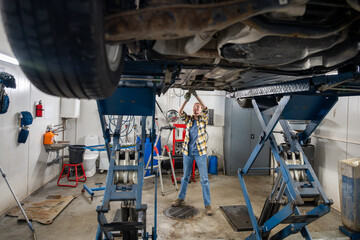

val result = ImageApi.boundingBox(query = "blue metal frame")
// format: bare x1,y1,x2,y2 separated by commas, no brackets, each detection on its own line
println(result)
83,185,106,199
238,94,337,240
339,226,360,239
82,145,137,199
95,86,158,240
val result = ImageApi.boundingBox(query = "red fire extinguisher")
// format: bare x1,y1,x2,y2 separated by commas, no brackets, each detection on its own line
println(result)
36,100,44,117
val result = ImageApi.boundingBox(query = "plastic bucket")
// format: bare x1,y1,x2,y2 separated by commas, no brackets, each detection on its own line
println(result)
69,145,86,164
208,155,218,175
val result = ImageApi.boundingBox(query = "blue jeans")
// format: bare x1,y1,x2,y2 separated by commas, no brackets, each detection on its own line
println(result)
178,147,211,206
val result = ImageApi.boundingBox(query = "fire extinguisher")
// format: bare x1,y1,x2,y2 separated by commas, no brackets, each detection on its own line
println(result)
36,100,44,117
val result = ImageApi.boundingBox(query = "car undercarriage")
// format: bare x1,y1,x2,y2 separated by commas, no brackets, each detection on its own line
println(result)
1,1,360,239
1,0,359,98
119,0,360,93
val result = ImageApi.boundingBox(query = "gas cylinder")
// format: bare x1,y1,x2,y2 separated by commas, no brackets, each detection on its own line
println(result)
43,131,55,145
208,150,218,175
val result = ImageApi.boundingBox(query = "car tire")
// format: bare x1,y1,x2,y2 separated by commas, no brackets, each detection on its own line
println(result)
237,98,253,108
1,0,124,99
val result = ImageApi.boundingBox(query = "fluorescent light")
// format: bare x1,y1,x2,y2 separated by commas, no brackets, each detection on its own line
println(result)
0,53,19,65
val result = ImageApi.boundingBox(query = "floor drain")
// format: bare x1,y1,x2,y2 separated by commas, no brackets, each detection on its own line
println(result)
164,205,199,219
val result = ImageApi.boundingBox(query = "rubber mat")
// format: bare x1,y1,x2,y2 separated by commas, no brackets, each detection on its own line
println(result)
6,195,76,224
219,205,254,231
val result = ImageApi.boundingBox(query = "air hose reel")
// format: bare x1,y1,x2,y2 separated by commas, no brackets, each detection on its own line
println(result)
0,72,16,114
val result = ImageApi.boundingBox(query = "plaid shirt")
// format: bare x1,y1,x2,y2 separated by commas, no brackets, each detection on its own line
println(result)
181,107,209,156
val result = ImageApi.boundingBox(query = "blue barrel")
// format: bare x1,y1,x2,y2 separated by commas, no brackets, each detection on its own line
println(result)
137,136,161,177
208,155,218,175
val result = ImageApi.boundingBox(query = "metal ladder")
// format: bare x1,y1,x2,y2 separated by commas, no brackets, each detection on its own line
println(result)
144,126,179,195
238,95,338,240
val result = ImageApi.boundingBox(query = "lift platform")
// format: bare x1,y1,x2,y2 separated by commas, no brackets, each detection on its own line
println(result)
233,69,360,240
95,86,158,240
92,61,181,240
238,94,338,239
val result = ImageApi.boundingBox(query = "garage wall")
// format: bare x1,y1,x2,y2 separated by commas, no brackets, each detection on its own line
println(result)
0,15,14,58
0,62,62,215
75,90,226,169
312,96,360,211
70,100,104,146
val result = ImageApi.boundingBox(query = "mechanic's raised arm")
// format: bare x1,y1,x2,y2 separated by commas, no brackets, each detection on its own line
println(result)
179,91,191,114
190,90,208,123
178,100,188,115
179,91,191,123
191,90,207,109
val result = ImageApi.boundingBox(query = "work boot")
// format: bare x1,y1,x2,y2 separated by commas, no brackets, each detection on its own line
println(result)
171,198,185,207
205,205,214,216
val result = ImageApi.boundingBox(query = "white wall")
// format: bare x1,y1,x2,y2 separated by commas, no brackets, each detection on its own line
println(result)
70,100,103,146
312,96,360,211
75,90,226,168
0,17,14,58
0,62,62,215
0,11,64,215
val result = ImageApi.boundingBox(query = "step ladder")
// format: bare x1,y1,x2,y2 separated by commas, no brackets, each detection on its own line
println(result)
144,126,178,195
238,95,337,240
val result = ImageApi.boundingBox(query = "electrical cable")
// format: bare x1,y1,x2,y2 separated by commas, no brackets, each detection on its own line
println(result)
172,88,185,97
107,115,136,142
120,116,135,137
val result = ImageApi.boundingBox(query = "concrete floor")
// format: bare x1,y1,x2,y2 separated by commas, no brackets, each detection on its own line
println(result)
0,172,347,240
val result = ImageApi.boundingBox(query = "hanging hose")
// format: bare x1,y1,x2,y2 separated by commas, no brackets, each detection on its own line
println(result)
107,115,136,139
0,72,16,115
0,93,9,114
18,111,33,144
172,88,185,97
0,72,16,88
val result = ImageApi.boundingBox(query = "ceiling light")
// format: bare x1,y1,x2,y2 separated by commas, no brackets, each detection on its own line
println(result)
0,53,19,65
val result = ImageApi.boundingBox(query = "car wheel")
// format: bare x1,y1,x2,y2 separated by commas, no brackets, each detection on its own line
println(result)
237,98,253,108
1,0,125,99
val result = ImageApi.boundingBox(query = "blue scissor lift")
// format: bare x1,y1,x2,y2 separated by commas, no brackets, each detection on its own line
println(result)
236,71,360,239
95,87,155,240
94,62,181,240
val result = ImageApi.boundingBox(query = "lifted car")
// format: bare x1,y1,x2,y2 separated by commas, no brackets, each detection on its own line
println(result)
1,0,359,99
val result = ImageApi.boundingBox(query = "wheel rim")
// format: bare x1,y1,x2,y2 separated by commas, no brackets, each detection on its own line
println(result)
106,44,122,72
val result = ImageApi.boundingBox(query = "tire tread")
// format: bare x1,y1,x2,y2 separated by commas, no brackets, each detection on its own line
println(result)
1,0,124,99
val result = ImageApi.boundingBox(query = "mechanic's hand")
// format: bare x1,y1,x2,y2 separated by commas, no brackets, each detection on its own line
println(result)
189,89,197,97
184,91,191,102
